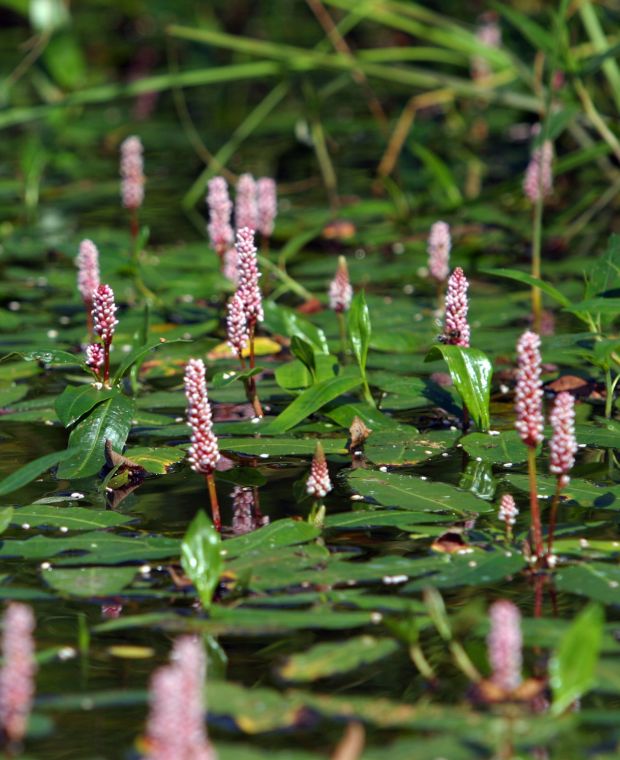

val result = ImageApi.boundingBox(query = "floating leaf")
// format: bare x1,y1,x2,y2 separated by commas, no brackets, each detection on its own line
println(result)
181,511,222,609
279,635,399,682
121,446,185,474
44,566,136,597
555,563,620,603
461,431,530,463
55,384,118,427
0,447,81,496
12,505,133,531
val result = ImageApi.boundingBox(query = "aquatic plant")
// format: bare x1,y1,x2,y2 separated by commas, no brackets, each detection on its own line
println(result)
207,176,234,259
329,255,353,356
120,135,145,239
306,441,331,528
498,494,518,542
256,177,277,246
487,600,522,693
514,330,545,561
427,221,451,285
235,173,257,231
547,392,577,554
184,358,221,530
92,283,119,386
76,239,100,334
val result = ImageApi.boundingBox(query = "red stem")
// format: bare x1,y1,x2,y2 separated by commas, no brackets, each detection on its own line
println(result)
205,471,221,532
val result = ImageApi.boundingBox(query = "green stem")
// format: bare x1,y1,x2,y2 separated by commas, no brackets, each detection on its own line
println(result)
337,311,347,360
604,370,620,419
527,446,544,561
361,374,376,408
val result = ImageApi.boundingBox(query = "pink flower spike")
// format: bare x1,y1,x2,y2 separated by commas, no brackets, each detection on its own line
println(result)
144,636,216,760
76,239,100,304
0,603,37,744
207,176,234,255
235,173,257,231
428,221,451,282
487,600,522,693
515,330,544,448
306,442,332,498
184,358,220,474
523,135,553,204
227,292,249,358
498,494,518,527
85,343,104,374
256,177,277,237
471,13,501,80
236,227,263,324
120,135,145,210
549,392,577,487
443,267,470,346
92,284,119,345
329,256,353,313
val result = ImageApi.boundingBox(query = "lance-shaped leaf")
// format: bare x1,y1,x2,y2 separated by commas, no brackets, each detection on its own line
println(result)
425,345,492,432
181,511,223,609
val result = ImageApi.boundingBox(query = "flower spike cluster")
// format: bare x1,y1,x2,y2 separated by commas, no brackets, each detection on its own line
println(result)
549,392,577,487
256,177,277,238
236,173,258,231
498,493,518,527
76,239,100,304
329,256,353,313
120,135,145,210
428,221,451,283
514,331,544,448
184,358,220,475
487,600,522,693
523,137,553,204
92,284,119,344
144,636,216,760
236,227,264,324
226,292,249,358
0,603,37,744
207,176,234,255
306,442,332,498
443,267,470,346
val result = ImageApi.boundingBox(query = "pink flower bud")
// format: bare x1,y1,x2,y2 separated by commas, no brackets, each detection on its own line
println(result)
0,603,37,744
549,392,577,487
498,493,518,526
227,292,249,357
428,221,451,282
207,176,234,254
236,227,263,324
329,256,353,313
442,267,470,346
92,284,119,345
306,442,332,498
235,173,257,231
184,359,220,474
85,343,104,373
487,600,522,692
76,239,100,304
523,133,553,203
256,177,277,237
120,135,145,210
515,330,544,448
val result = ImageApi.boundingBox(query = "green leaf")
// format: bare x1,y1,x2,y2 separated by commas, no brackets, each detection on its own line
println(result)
555,563,620,603
425,345,492,431
550,602,604,715
461,431,530,463
278,635,399,682
346,468,494,515
585,233,620,299
263,301,329,354
265,371,361,434
0,508,14,534
211,367,262,389
494,3,555,55
55,384,118,427
224,519,320,558
17,349,81,366
481,268,571,308
0,447,81,496
181,511,223,609
44,566,136,597
57,394,135,479
348,291,372,403
220,438,347,457
290,335,317,380
12,504,132,531
121,446,185,474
